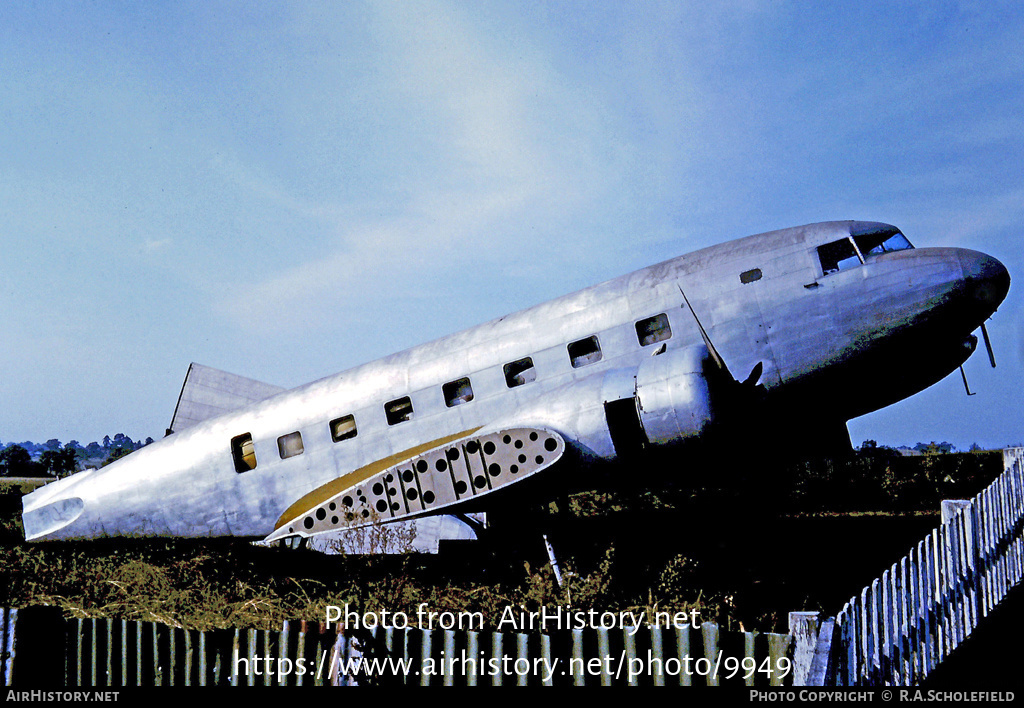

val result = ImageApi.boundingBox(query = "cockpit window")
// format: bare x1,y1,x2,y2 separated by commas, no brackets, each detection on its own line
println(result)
818,238,861,276
852,226,913,257
818,227,914,276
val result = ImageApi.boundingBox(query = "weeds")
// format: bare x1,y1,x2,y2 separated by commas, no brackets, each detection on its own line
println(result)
1,451,1000,633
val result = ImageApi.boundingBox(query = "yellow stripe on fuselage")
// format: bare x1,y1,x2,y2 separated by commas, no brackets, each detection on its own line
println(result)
274,427,482,530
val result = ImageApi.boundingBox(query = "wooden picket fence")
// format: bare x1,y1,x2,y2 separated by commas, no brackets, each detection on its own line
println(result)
1,608,794,686
826,447,1024,685
6,447,1024,687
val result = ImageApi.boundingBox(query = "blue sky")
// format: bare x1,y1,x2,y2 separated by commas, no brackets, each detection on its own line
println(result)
1,1,1021,450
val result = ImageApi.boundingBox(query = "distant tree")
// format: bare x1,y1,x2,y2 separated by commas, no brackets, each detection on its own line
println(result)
101,447,133,467
855,439,899,466
111,433,136,451
16,441,41,455
0,445,41,477
102,435,111,449
42,438,61,451
144,437,154,446
39,447,78,478
85,441,103,456
914,441,956,454
68,442,89,465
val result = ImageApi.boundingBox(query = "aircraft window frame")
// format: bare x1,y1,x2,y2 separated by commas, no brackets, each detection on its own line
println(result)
330,414,357,443
853,229,913,257
635,313,672,347
740,268,763,284
231,433,257,473
277,431,304,459
504,357,537,388
443,377,474,407
817,237,863,276
568,335,603,368
385,396,414,425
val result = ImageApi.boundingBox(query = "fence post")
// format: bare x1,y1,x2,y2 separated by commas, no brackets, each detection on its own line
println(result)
788,611,819,686
5,607,66,687
1,608,15,687
701,622,720,687
808,616,837,686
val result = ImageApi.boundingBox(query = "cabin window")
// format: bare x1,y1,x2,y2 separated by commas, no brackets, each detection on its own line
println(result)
504,357,537,388
330,414,357,442
385,396,414,425
568,335,603,368
740,268,763,284
278,431,304,459
818,238,861,276
443,377,474,407
852,226,913,257
635,313,672,347
231,433,257,473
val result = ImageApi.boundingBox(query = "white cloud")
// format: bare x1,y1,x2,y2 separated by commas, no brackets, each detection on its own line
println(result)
211,1,617,341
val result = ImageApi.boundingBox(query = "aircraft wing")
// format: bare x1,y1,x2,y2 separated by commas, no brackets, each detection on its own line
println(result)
265,426,566,544
168,363,287,434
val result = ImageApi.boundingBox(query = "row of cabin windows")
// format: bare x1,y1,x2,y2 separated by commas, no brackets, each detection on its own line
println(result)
230,312,673,473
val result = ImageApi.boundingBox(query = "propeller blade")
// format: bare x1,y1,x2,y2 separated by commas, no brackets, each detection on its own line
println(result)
742,361,764,387
678,286,732,378
679,285,765,393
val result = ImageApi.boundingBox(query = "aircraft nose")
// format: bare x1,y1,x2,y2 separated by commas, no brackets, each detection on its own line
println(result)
22,495,86,541
959,250,1010,312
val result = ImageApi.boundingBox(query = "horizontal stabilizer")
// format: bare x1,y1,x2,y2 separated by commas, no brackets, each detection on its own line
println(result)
266,427,566,544
168,363,287,434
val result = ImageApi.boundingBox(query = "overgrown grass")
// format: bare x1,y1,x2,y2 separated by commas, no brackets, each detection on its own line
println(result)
0,450,1005,633
0,534,720,632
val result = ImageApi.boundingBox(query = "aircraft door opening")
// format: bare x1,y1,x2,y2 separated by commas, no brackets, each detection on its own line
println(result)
604,398,645,458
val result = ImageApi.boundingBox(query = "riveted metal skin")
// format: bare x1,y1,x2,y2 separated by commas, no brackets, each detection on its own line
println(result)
20,221,1010,544
635,345,714,445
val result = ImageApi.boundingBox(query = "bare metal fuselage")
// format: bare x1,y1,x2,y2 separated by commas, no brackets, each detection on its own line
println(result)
21,221,1009,543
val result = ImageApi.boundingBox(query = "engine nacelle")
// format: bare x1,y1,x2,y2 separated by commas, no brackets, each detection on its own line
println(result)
635,345,715,445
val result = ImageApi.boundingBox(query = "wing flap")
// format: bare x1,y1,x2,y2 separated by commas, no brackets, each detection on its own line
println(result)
265,427,565,543
168,363,287,434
